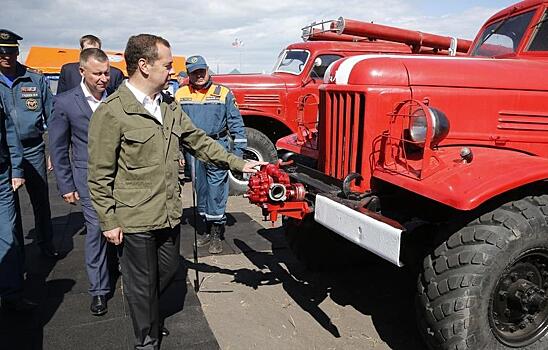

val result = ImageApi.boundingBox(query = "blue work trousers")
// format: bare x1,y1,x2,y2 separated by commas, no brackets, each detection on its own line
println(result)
186,138,229,225
0,164,24,299
15,138,54,247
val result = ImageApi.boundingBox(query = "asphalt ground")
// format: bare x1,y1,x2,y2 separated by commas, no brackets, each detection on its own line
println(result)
0,172,427,349
0,175,218,350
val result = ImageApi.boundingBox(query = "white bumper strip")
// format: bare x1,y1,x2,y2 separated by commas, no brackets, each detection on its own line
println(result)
314,194,403,266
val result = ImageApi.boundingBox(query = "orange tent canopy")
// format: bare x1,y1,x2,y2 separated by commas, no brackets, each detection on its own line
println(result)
25,46,186,76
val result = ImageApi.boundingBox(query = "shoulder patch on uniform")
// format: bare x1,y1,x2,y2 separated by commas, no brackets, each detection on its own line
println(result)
212,84,222,97
211,84,231,102
25,66,43,75
213,83,229,90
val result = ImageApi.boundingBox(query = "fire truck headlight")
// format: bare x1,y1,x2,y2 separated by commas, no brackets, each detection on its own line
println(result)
409,107,449,146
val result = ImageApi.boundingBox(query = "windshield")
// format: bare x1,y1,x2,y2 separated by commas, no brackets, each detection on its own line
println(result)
272,49,310,75
471,10,535,57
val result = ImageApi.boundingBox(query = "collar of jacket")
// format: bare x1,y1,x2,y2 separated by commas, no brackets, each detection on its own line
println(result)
0,62,31,86
117,83,178,116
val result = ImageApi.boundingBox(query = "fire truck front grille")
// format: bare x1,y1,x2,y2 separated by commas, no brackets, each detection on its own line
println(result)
319,90,366,179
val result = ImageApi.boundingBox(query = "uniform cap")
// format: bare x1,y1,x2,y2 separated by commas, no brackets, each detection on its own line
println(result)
185,55,208,73
177,71,188,78
0,29,22,54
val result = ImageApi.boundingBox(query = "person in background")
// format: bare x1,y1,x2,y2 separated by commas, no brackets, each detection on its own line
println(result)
57,34,124,95
176,70,187,89
87,34,263,349
0,29,59,259
175,55,247,254
49,48,114,316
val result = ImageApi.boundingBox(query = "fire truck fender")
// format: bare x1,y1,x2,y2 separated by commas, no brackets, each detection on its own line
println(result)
373,147,548,211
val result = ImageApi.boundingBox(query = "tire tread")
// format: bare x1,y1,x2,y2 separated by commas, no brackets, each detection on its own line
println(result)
417,194,548,350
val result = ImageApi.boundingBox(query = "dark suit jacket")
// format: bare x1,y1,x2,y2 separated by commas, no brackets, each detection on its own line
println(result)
49,85,98,196
57,62,124,95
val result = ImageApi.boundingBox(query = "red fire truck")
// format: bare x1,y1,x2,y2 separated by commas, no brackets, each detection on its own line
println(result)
214,23,471,194
247,1,548,349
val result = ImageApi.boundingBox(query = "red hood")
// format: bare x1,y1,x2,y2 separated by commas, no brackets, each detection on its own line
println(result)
329,55,548,90
213,73,288,90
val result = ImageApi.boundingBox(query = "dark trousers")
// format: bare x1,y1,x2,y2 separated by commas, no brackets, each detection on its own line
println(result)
122,226,180,350
15,139,54,247
81,194,110,296
74,168,110,297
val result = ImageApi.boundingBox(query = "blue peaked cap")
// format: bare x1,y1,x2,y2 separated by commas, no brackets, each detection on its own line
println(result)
185,55,208,73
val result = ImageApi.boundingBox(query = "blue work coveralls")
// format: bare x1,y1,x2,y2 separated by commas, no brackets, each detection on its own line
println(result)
0,63,54,248
0,103,25,300
175,83,247,225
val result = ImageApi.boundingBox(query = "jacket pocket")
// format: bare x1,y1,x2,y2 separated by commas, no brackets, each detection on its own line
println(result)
113,188,153,207
123,128,159,168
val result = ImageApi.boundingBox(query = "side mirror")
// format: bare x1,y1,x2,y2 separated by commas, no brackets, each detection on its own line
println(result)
314,57,322,67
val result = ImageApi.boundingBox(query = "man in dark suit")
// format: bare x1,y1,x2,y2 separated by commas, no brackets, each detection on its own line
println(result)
57,35,124,95
49,48,113,316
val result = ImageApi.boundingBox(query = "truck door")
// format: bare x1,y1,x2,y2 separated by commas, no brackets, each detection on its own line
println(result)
288,54,343,130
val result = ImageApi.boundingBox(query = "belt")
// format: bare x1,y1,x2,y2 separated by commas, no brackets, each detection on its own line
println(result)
21,137,43,148
208,128,228,140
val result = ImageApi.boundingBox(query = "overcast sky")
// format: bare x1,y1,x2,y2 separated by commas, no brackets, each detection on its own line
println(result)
2,0,516,74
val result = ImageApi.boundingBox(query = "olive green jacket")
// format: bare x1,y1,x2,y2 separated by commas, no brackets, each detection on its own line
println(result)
88,84,246,233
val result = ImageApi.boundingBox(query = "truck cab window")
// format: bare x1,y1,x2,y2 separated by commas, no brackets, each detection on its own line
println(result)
273,49,310,75
310,55,342,79
471,10,535,57
527,10,548,51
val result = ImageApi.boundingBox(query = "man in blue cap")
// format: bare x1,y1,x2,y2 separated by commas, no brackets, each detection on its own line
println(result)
175,55,247,254
0,29,59,259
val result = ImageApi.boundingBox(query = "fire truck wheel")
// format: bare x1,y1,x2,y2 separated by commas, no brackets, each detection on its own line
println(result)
417,194,548,350
284,215,378,271
229,127,277,196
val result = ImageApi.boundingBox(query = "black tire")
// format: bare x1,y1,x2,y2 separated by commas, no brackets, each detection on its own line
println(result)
284,215,381,271
417,194,548,350
229,127,277,196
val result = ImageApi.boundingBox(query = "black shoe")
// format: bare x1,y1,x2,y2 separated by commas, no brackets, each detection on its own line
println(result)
39,243,60,259
208,224,224,254
1,297,38,313
196,233,211,247
161,326,170,337
90,295,108,316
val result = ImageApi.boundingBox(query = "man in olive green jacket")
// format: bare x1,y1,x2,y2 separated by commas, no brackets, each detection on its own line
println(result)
87,34,263,350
